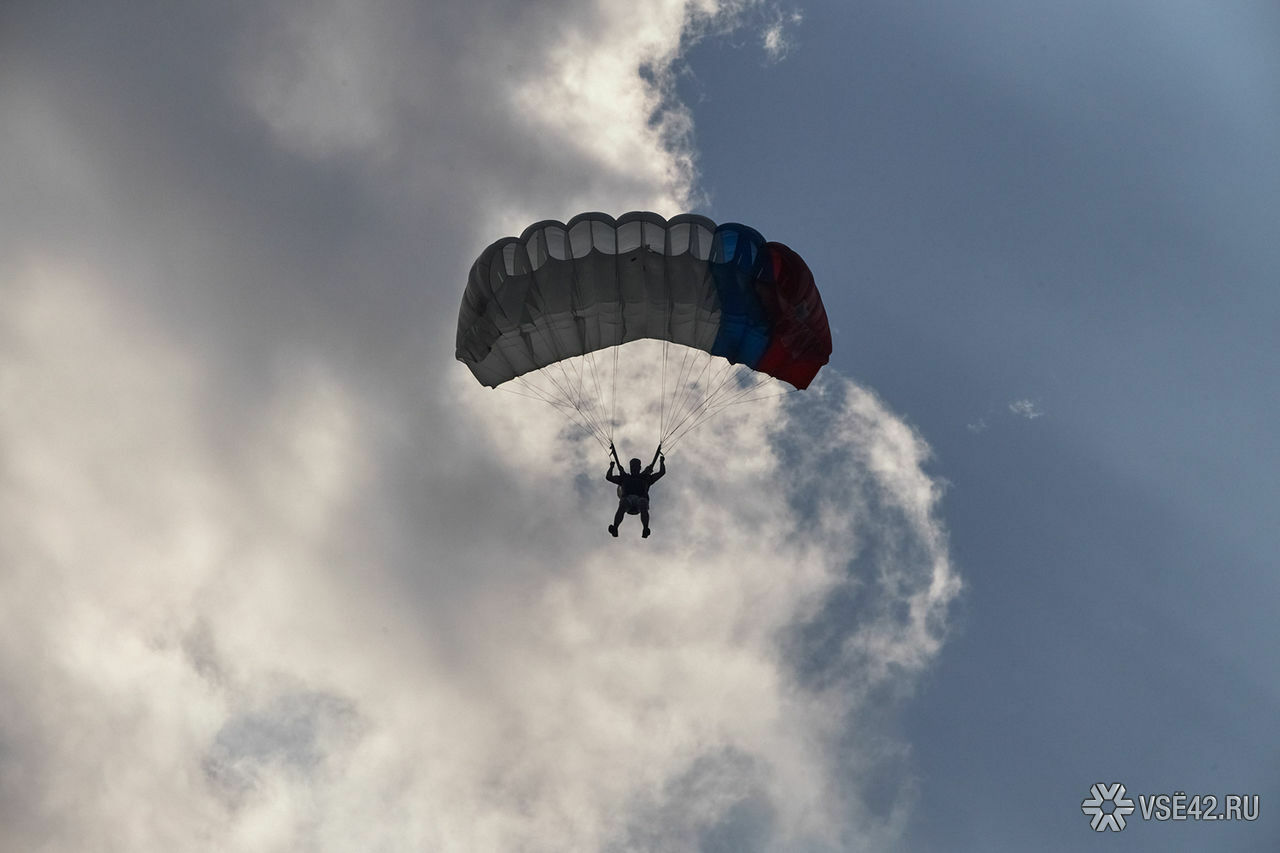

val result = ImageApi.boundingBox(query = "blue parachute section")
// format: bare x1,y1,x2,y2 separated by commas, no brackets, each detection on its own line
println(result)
708,223,770,368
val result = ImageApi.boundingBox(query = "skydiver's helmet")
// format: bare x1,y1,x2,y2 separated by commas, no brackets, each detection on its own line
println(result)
630,458,642,474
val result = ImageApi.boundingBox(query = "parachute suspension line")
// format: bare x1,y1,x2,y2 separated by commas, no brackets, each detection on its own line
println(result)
521,278,604,438
601,355,624,447
660,346,702,446
490,302,789,460
482,333,572,420
670,347,711,439
506,377,610,450
661,356,745,447
700,363,756,410
479,322,607,450
527,373,609,448
665,390,784,452
666,341,691,419
504,385,610,450
550,355,607,445
551,350,597,434
584,348,611,443
577,348,604,440
526,351,577,418
610,342,619,441
475,290,604,445
523,317,611,447
660,338,670,438
565,343,588,406
691,366,773,429
562,251,610,443
533,301,590,418
575,350,610,443
694,349,726,408
661,343,699,442
512,371,560,403
480,286,598,440
503,381,560,406
684,348,712,429
660,348,725,446
509,376,582,417
665,386,797,454
669,343,695,445
701,369,776,420
659,338,669,443
520,316,610,448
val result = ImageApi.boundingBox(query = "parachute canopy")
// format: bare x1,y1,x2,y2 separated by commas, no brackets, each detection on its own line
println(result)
456,211,831,451
457,211,830,389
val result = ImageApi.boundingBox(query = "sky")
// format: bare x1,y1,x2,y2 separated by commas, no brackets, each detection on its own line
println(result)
0,1,1275,851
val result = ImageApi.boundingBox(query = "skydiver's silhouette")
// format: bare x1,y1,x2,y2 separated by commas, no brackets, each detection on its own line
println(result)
606,444,665,538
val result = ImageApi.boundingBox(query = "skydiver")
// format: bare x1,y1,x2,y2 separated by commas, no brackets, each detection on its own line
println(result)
605,443,665,538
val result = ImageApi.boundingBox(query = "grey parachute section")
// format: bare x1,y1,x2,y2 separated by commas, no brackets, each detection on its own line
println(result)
456,211,721,388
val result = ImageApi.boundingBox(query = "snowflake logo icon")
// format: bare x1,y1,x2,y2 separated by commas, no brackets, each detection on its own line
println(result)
1082,782,1136,831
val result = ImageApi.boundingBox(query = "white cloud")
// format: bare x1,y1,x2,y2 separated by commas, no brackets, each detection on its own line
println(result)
762,10,804,62
1,2,957,850
1008,398,1045,419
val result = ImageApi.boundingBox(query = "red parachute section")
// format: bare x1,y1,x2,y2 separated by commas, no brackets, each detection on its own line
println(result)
754,243,832,390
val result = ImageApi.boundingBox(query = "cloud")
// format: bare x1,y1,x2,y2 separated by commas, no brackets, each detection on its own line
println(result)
1008,399,1045,419
1,2,957,850
761,10,804,62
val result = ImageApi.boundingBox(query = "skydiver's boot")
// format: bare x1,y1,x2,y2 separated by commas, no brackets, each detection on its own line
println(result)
608,524,618,537
642,527,651,538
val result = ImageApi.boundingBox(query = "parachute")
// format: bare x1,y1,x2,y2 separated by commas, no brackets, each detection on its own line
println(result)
456,211,831,452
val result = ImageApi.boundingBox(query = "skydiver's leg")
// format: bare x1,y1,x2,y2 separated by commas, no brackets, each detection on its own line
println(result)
640,508,650,538
610,504,625,536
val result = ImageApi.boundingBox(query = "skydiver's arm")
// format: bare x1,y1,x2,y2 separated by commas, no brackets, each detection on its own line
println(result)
643,444,662,475
650,456,666,483
606,462,622,484
648,445,663,470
